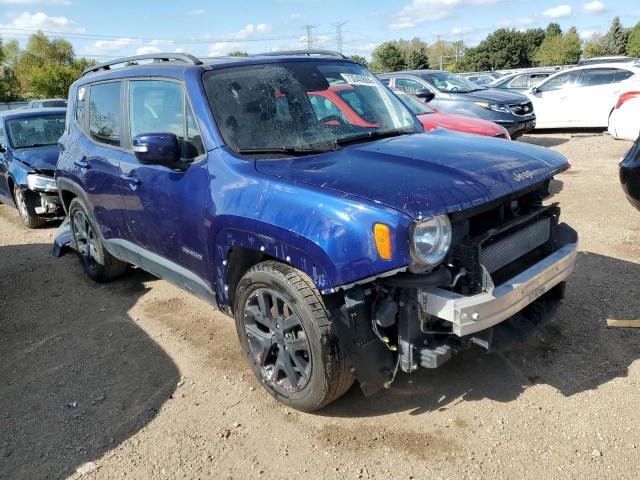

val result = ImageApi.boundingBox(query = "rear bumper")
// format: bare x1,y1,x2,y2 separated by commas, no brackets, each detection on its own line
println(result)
418,240,578,336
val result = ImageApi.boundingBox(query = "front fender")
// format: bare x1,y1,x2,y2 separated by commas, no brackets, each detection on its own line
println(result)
8,159,31,188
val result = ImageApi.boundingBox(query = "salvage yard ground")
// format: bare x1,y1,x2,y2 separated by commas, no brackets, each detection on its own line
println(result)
1,132,639,480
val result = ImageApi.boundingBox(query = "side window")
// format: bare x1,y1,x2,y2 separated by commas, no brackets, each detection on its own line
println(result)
613,69,634,83
395,78,425,94
579,68,618,87
528,74,549,87
508,75,529,88
76,85,87,132
538,71,581,92
89,82,122,146
129,80,204,160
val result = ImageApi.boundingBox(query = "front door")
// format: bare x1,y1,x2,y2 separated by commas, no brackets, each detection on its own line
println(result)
119,79,210,280
529,70,581,127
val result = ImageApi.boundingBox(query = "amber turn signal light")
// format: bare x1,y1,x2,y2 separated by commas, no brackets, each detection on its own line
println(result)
374,223,392,260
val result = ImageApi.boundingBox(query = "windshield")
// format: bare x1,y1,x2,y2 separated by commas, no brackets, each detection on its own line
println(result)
6,115,65,148
203,60,420,155
395,92,435,115
419,72,485,93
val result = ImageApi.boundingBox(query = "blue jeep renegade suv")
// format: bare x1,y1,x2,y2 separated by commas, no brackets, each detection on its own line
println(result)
54,51,578,411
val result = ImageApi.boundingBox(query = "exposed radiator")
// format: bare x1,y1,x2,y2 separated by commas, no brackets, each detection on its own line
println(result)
480,217,551,273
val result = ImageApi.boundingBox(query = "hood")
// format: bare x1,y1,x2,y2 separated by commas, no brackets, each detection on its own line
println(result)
12,144,59,172
419,112,505,137
254,130,568,219
451,88,530,104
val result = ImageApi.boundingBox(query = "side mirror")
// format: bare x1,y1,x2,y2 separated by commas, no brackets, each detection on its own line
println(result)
530,86,539,95
415,88,435,103
0,144,5,154
132,133,185,169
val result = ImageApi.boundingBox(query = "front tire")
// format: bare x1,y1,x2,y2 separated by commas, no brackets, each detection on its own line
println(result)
13,186,46,229
234,261,354,412
68,198,128,282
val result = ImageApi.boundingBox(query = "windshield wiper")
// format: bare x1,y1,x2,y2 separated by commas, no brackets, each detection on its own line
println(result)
237,146,336,156
335,129,412,147
16,143,54,148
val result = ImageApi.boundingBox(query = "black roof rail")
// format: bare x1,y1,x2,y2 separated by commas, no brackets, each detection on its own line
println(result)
82,53,203,76
253,49,349,59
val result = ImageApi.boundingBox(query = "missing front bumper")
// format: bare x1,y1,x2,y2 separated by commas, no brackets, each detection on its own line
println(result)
418,240,578,337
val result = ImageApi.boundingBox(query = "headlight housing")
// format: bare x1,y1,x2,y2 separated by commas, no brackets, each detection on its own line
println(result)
474,101,511,113
410,214,452,267
26,173,57,192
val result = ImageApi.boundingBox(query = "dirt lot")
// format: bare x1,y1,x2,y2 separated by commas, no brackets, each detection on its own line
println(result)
1,132,639,480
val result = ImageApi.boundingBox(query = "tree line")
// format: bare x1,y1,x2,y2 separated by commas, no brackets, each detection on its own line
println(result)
366,17,640,73
2,19,639,101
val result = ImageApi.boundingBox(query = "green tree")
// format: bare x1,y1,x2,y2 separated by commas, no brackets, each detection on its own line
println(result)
228,50,248,57
627,22,640,57
533,29,581,66
405,41,429,69
456,29,529,71
522,28,546,65
545,23,562,38
583,33,610,58
370,41,407,72
349,55,369,68
427,39,461,69
0,38,21,101
605,17,628,55
10,32,94,99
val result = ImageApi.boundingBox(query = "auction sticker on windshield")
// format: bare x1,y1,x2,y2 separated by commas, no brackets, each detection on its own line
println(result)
341,73,376,86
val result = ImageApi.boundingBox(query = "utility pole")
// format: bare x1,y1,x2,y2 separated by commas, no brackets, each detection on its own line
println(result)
333,21,348,53
302,24,317,51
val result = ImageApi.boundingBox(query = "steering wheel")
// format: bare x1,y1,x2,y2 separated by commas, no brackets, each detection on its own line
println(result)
322,115,345,126
450,86,460,93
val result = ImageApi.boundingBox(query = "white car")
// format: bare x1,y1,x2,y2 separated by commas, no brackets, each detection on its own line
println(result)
608,91,640,141
525,63,640,128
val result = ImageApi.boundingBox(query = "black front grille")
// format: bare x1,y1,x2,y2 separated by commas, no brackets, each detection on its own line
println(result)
509,101,533,116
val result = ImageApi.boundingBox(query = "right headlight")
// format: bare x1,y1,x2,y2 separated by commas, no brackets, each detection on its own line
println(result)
410,214,452,267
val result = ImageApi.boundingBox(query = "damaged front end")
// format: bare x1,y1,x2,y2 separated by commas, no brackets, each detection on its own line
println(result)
329,180,578,396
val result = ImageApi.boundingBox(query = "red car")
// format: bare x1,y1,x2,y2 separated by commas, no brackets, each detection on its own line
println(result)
307,85,510,139
393,89,510,139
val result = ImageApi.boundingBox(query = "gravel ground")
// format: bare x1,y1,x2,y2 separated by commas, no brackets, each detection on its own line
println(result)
1,132,639,480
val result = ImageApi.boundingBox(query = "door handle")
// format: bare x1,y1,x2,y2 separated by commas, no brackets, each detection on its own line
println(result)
74,159,90,169
120,174,141,187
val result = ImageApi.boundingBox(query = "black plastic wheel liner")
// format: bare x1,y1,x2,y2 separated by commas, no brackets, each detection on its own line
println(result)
327,287,395,397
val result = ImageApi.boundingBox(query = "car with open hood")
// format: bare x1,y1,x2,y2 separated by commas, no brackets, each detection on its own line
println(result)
54,51,577,411
0,108,66,228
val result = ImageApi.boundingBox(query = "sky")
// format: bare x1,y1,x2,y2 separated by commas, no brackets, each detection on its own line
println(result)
0,0,638,60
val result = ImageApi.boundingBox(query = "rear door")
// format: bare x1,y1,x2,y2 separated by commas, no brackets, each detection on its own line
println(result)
574,68,635,127
119,78,210,280
75,81,131,242
0,124,11,202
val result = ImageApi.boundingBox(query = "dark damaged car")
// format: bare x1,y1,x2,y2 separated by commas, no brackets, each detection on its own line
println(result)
0,108,66,228
54,51,578,411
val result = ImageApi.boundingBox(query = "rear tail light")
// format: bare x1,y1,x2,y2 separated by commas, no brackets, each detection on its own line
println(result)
615,91,640,110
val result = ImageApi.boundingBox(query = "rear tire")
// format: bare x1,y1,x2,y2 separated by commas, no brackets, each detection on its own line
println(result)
13,186,47,229
234,261,354,412
68,197,128,282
